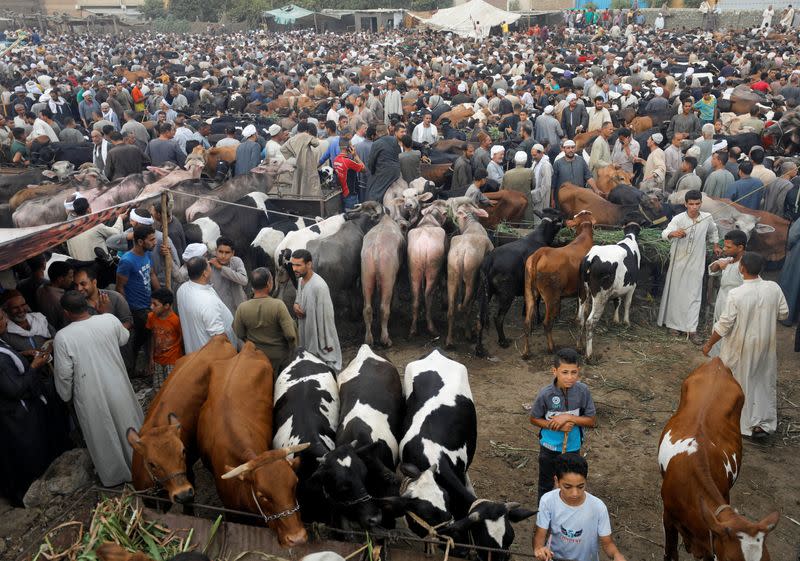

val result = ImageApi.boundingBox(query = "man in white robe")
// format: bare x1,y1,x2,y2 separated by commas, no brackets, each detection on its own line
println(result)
54,291,143,486
703,252,789,438
707,230,747,356
383,80,403,124
658,190,720,343
290,249,342,371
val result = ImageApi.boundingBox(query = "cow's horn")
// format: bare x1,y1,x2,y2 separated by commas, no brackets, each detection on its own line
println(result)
221,462,251,480
281,442,311,455
505,501,521,510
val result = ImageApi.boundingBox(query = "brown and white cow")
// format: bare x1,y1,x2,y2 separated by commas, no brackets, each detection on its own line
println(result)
198,342,308,547
659,358,779,561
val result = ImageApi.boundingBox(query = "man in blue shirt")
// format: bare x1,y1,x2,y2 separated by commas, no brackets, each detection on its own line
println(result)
726,161,764,210
116,224,160,376
318,120,341,166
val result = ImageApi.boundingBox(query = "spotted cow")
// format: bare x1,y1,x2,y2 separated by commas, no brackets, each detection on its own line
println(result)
310,345,405,529
659,358,779,561
273,349,340,522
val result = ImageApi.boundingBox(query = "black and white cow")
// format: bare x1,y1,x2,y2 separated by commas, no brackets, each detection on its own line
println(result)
310,344,405,529
387,349,534,561
272,349,340,521
191,191,271,257
577,222,642,358
248,216,321,271
273,213,347,268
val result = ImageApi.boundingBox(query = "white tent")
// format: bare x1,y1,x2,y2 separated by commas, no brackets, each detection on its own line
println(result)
417,0,521,38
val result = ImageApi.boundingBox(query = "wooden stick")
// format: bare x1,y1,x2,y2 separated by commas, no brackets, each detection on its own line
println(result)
161,191,171,290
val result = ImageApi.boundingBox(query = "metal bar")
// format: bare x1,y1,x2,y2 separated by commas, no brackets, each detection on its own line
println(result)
91,487,541,558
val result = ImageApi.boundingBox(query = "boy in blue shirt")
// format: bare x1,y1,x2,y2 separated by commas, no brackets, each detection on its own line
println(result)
530,348,596,500
534,454,626,561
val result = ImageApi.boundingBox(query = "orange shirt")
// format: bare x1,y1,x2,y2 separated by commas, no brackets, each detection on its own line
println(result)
146,311,183,365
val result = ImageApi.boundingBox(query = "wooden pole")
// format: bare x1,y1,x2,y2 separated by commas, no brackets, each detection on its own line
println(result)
161,191,171,290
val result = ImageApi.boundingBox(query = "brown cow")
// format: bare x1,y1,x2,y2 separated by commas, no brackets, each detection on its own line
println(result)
114,67,150,83
191,145,237,176
595,166,633,195
197,342,307,547
436,104,476,127
574,130,600,153
522,210,595,356
628,116,653,134
558,183,631,226
480,189,528,229
421,162,453,187
727,203,790,262
127,335,236,503
659,358,779,561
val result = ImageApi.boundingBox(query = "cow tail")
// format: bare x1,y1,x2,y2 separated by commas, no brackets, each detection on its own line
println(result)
477,262,490,333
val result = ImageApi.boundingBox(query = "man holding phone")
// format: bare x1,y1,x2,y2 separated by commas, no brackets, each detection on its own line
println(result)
333,134,365,209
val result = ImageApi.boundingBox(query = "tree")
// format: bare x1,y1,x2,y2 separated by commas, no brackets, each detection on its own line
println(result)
169,0,226,21
141,0,166,20
229,0,269,24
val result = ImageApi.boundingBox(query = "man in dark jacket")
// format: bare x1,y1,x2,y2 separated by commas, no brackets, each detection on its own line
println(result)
105,131,149,180
366,123,404,201
561,93,589,139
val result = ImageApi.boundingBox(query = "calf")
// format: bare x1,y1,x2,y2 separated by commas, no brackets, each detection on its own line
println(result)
273,349,340,522
197,342,307,547
476,209,563,357
595,165,633,196
128,336,236,503
577,222,641,359
383,177,434,225
311,345,404,528
559,183,664,226
446,202,494,348
408,200,449,337
522,210,596,356
274,213,346,270
659,358,779,561
361,213,407,347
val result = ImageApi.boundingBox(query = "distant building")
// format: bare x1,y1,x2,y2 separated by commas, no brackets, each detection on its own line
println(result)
39,0,143,18
451,0,573,10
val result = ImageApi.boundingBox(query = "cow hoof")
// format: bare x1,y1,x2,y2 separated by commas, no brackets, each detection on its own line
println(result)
426,326,439,337
498,338,510,348
445,341,455,350
408,329,417,338
475,346,488,358
381,338,393,348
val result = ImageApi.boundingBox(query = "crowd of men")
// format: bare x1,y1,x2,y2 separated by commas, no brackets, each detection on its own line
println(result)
1,12,800,560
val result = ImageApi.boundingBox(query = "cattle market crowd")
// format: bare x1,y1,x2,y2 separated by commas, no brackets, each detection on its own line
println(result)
1,13,799,561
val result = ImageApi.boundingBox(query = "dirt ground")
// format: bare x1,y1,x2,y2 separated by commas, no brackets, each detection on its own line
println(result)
5,278,800,561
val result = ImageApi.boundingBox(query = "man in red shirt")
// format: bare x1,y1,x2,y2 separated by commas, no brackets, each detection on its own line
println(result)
751,72,771,93
333,136,365,209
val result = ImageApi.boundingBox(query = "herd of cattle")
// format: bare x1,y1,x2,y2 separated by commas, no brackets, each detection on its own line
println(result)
125,333,782,561
128,337,535,557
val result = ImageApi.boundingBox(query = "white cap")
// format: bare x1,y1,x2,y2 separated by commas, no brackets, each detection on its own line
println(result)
651,133,663,144
514,151,527,164
268,124,282,136
63,192,87,211
544,105,554,114
532,143,545,152
622,83,633,91
457,82,467,92
182,243,208,261
496,88,506,96
242,124,257,138
490,145,505,156
130,208,154,225
566,93,577,102
654,87,664,96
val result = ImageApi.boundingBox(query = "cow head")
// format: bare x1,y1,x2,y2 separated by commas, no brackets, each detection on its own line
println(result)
565,209,596,229
378,464,452,530
447,199,488,231
393,188,434,226
126,413,195,504
441,500,536,561
310,442,384,529
717,214,775,240
318,166,335,190
700,502,779,561
223,444,309,547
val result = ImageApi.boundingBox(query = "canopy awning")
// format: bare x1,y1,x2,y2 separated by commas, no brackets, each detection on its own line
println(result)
416,0,521,38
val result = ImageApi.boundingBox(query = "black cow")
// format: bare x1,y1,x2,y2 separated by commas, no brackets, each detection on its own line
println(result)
476,210,563,357
311,344,404,529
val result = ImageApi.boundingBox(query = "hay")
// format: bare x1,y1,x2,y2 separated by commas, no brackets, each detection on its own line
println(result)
33,491,196,561
554,227,676,267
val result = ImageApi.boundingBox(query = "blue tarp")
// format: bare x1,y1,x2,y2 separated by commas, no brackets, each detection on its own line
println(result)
263,4,314,25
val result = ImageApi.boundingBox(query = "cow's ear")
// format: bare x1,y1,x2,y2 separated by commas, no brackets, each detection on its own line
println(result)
759,511,780,532
126,427,142,450
473,208,489,218
507,506,537,523
699,499,726,536
167,412,182,430
355,441,379,457
399,463,421,479
417,192,434,202
289,456,301,472
376,496,408,517
754,223,776,234
442,511,481,536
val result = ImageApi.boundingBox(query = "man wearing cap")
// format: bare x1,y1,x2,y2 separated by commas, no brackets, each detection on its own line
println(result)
235,124,262,176
552,139,598,205
535,105,564,152
265,124,285,163
100,102,120,131
638,134,666,192
531,143,553,223
503,150,535,201
453,82,472,105
561,94,589,139
487,145,506,185
78,91,100,129
587,96,611,133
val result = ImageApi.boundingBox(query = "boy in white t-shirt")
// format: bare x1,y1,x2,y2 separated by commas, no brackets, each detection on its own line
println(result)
533,453,626,561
